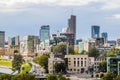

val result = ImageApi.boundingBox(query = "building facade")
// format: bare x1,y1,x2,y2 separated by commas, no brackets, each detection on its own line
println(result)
91,25,100,39
101,32,108,44
0,31,5,48
65,55,89,73
107,54,120,75
39,25,50,42
8,36,19,48
20,35,40,56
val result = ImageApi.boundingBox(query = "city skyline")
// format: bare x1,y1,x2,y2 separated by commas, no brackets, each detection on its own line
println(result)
0,0,120,40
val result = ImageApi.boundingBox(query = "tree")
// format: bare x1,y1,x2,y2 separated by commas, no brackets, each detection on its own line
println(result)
101,72,116,80
12,74,36,80
107,52,116,57
88,48,99,57
54,63,66,74
53,42,74,55
0,74,12,80
99,61,107,72
47,74,58,80
12,54,24,72
35,54,49,73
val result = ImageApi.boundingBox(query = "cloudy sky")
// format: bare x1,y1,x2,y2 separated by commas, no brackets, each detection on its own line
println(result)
0,0,120,40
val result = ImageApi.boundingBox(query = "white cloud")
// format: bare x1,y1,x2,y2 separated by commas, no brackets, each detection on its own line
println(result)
113,14,120,19
0,0,120,13
101,0,120,10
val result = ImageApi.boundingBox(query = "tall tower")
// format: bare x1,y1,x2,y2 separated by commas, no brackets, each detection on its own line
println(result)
39,25,50,42
101,32,108,44
68,15,76,44
0,31,5,48
91,25,100,39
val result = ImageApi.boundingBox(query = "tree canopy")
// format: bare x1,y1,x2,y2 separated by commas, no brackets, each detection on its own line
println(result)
12,54,24,72
35,54,49,73
54,63,66,74
99,61,107,72
47,74,58,80
52,42,74,55
87,48,99,57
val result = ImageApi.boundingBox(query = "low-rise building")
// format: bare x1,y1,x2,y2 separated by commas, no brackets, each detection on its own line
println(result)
65,55,89,73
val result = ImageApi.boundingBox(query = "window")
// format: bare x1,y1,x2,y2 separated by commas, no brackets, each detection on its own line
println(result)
78,61,79,67
74,61,76,67
81,61,83,67
74,69,76,71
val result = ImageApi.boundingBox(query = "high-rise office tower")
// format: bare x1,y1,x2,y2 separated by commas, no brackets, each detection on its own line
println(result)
101,32,108,44
0,31,5,48
8,36,19,48
39,25,50,42
91,25,100,39
66,15,76,45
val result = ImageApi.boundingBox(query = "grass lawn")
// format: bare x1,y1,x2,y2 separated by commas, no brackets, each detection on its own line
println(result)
0,60,12,68
21,63,32,74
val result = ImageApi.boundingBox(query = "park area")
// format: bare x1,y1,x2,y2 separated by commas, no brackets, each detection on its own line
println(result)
0,60,12,68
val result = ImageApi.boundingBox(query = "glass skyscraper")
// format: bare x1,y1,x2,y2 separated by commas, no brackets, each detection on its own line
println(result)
0,31,5,48
101,32,108,43
39,25,50,42
91,25,100,39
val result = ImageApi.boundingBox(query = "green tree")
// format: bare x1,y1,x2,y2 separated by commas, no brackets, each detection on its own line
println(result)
54,63,66,74
0,74,12,80
107,52,116,57
12,54,24,73
53,42,74,55
88,48,99,57
101,72,116,80
99,61,107,72
35,54,49,73
47,74,58,80
12,74,36,80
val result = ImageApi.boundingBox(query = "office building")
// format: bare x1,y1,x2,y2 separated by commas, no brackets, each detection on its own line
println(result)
66,15,76,45
91,25,100,39
39,25,50,42
107,54,120,75
8,36,19,48
20,35,40,56
0,31,5,48
76,39,82,45
101,32,108,44
65,55,90,73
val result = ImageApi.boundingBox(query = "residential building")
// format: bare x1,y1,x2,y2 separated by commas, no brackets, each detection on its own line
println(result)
39,25,50,42
0,31,5,48
94,57,106,72
91,25,100,39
